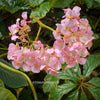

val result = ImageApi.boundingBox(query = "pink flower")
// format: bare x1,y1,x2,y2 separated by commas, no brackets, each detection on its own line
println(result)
22,12,27,20
7,43,20,60
63,6,81,18
11,35,19,41
21,20,27,26
8,24,19,35
12,61,22,69
53,31,61,40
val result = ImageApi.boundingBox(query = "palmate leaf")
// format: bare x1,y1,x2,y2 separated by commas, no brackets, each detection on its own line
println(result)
83,55,100,77
0,59,28,88
0,79,5,87
65,90,78,100
30,2,51,23
43,74,59,92
49,82,76,100
88,87,100,100
88,77,100,87
59,63,81,83
0,87,17,100
80,91,88,100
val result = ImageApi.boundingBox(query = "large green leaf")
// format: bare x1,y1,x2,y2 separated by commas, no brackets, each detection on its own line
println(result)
0,0,30,13
30,2,51,23
28,0,44,6
0,79,5,87
84,0,93,8
59,63,81,82
88,77,100,87
88,87,100,100
65,90,78,100
52,0,74,8
83,55,100,77
43,74,59,92
10,4,30,13
0,87,17,100
0,59,28,88
49,0,58,6
0,0,17,7
81,91,87,100
49,82,76,100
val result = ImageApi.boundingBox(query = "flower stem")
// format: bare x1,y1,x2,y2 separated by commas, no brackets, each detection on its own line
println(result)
0,53,7,58
0,61,38,100
35,26,42,41
0,48,8,50
32,17,54,32
94,17,100,30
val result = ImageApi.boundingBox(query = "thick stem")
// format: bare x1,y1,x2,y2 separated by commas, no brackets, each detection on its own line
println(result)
32,17,54,32
35,26,42,41
0,61,38,100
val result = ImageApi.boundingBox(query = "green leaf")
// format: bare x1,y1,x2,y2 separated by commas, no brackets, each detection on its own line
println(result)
49,82,76,100
0,59,28,88
52,0,74,8
88,77,100,87
0,16,8,37
19,88,33,100
0,0,18,8
59,63,81,82
65,90,78,100
0,87,17,100
30,2,51,23
10,4,30,13
83,55,100,77
0,32,2,39
84,0,93,8
61,63,67,71
28,0,44,6
0,0,30,13
81,91,87,100
49,0,58,6
93,1,100,9
95,0,100,3
88,87,100,100
43,74,59,92
0,79,5,87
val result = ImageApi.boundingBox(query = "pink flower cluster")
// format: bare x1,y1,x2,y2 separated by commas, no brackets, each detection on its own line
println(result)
8,12,31,41
53,6,94,69
7,6,94,76
7,41,61,76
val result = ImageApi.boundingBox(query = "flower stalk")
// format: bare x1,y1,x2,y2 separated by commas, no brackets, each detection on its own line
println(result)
35,26,42,41
32,17,54,32
0,53,7,58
